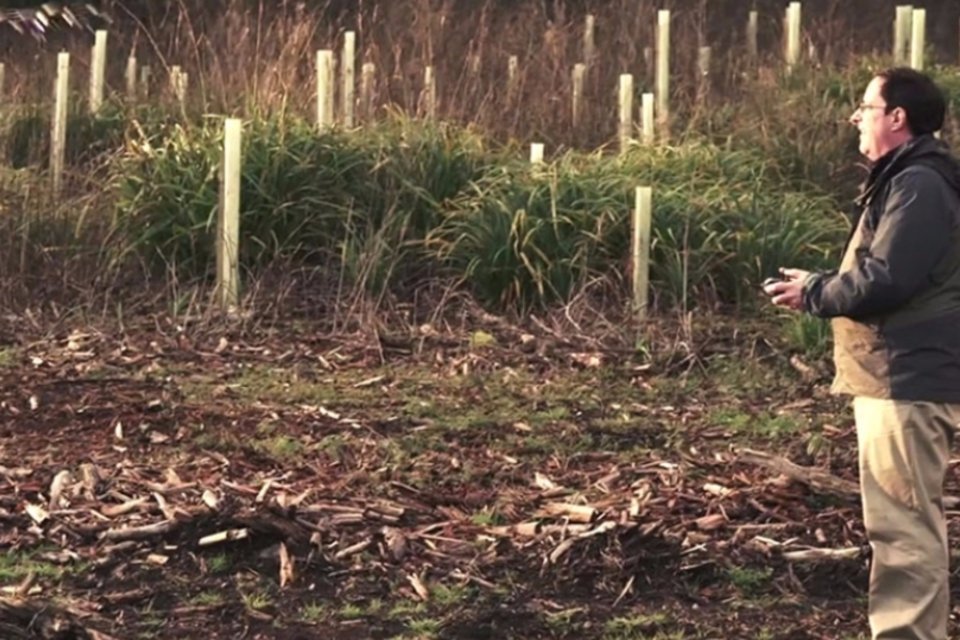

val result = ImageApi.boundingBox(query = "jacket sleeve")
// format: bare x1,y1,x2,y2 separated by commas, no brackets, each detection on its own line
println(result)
803,167,956,319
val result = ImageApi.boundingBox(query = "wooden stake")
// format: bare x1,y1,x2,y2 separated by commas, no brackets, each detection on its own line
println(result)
572,63,585,127
89,30,107,113
139,65,151,99
341,31,356,128
218,118,242,311
530,143,544,165
632,186,652,318
361,61,375,122
316,50,334,130
697,47,710,98
641,92,654,145
51,52,70,198
170,65,187,109
583,14,596,67
0,64,5,101
747,10,758,59
894,5,913,66
618,74,633,152
125,54,137,102
910,8,926,70
507,55,519,100
424,65,437,119
655,10,670,135
786,2,801,70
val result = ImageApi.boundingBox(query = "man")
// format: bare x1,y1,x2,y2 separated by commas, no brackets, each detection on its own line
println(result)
765,67,960,640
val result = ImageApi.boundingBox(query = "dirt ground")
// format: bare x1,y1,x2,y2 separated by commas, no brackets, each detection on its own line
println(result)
3,312,960,639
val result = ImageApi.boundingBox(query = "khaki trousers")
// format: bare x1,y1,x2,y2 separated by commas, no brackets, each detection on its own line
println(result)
854,397,960,640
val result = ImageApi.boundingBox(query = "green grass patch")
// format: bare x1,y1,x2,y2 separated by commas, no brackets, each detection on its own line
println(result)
727,565,774,597
253,435,305,461
187,590,225,607
300,601,329,623
204,552,233,574
0,347,17,369
603,612,672,639
0,550,79,583
709,407,803,440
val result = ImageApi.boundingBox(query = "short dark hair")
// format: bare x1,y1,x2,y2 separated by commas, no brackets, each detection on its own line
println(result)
877,67,946,135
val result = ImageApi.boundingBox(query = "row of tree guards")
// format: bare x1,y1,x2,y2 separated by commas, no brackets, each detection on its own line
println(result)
0,4,938,314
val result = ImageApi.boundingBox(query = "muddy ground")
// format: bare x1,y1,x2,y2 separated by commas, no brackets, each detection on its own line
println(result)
3,311,960,639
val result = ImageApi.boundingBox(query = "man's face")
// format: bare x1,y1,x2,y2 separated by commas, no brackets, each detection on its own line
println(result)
849,76,899,162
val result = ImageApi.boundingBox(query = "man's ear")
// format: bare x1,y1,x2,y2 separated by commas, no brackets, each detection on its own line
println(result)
890,107,908,132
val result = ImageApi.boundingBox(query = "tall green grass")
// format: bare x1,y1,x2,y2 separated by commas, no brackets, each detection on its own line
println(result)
429,143,844,311
110,114,845,314
114,115,493,297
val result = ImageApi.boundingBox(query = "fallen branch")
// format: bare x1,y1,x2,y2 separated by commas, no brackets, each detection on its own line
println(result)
737,449,859,498
739,448,960,508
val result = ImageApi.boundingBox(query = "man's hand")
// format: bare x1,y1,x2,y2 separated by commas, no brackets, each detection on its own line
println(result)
763,268,810,311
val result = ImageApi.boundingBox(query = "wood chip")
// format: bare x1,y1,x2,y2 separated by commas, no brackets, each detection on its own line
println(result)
279,543,294,588
78,463,100,498
198,528,249,547
537,502,597,523
533,473,558,491
407,572,429,601
334,537,373,560
695,513,727,531
382,527,408,562
201,489,220,511
101,497,150,518
0,466,33,479
164,468,183,486
153,492,176,520
489,521,541,538
783,547,862,562
353,375,385,388
703,483,730,497
25,503,49,525
255,480,273,503
548,538,576,563
48,470,73,510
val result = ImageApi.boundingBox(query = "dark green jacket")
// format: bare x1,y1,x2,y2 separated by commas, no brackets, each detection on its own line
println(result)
803,134,960,402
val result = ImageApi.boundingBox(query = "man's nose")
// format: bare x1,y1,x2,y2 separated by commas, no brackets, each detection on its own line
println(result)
849,110,861,126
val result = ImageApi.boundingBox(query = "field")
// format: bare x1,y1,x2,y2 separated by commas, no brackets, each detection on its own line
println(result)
3,1,960,638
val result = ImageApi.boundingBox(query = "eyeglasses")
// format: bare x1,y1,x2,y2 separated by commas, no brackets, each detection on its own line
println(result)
856,103,890,112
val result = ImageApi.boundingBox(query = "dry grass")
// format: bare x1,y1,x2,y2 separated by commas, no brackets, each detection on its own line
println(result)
4,0,953,147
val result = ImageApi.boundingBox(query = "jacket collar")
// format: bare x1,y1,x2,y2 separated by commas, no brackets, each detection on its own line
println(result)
855,135,928,209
